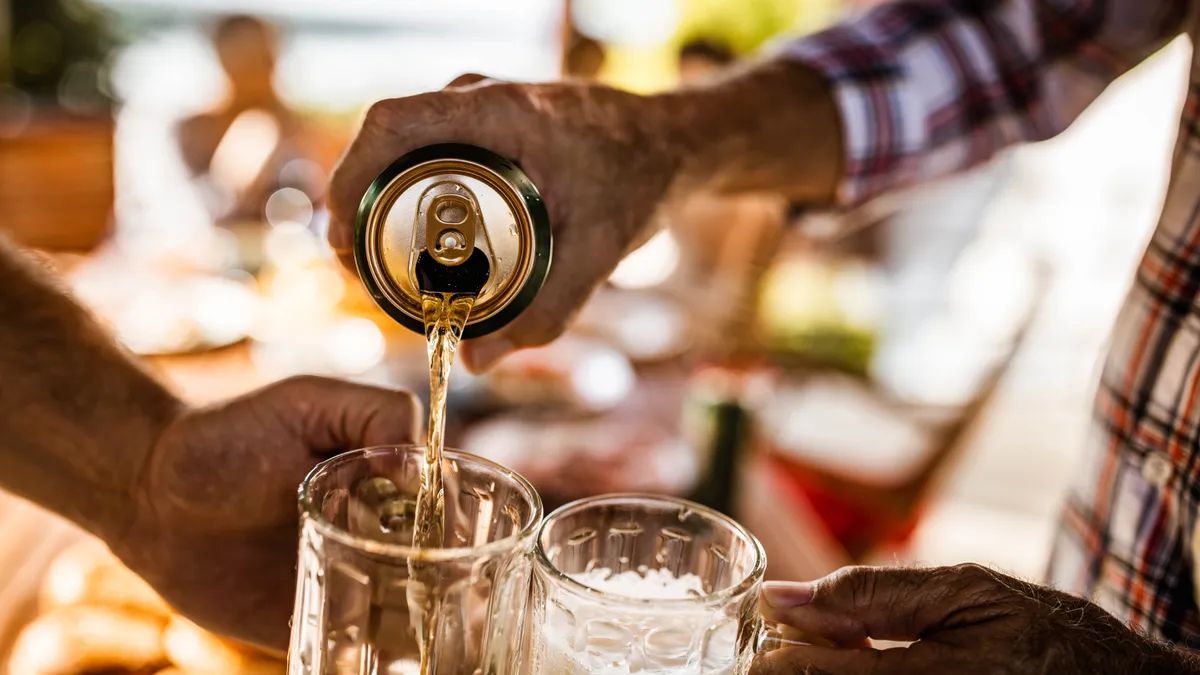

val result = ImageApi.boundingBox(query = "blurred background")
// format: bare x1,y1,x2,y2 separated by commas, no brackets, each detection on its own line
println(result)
0,0,1188,670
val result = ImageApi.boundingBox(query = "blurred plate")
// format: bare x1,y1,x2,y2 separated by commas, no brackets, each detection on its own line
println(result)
573,290,691,364
761,374,932,485
461,411,696,502
480,336,636,414
70,267,258,356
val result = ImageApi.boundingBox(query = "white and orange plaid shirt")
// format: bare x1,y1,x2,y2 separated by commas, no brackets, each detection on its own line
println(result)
785,0,1200,645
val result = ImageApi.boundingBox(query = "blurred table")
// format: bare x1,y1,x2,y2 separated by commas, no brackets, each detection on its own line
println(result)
147,343,274,404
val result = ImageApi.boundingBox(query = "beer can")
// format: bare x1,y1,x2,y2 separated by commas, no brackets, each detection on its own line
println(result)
354,143,552,338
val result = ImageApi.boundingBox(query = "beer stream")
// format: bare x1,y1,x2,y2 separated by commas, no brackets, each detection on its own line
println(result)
410,290,476,675
347,144,551,675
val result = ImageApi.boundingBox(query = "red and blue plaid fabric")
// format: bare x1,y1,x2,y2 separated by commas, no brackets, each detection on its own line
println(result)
785,0,1200,645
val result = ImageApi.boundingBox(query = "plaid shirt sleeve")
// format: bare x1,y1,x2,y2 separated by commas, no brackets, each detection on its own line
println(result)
780,0,1190,207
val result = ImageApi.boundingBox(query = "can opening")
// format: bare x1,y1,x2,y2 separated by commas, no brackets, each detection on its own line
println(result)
354,143,552,339
415,249,491,297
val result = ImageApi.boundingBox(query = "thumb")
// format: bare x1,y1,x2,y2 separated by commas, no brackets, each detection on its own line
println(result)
268,376,422,451
760,566,990,646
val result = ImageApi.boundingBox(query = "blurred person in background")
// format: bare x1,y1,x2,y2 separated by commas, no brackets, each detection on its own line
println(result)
0,235,419,653
327,0,1200,671
663,38,788,353
178,14,325,224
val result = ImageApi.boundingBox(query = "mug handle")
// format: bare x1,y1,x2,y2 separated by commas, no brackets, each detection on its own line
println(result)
755,617,811,653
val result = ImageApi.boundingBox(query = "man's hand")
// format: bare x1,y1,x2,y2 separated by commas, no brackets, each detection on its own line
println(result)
328,77,680,372
328,62,840,371
0,237,421,655
109,376,419,654
753,564,1200,675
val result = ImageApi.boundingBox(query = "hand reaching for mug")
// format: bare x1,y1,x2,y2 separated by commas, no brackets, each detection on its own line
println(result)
753,564,1200,675
327,63,840,371
109,376,420,654
0,237,422,656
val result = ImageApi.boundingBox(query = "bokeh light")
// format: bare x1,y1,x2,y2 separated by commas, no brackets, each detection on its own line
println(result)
608,230,681,289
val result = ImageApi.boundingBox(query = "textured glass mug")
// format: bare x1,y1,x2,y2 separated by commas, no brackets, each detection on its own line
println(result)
527,494,801,675
288,446,544,675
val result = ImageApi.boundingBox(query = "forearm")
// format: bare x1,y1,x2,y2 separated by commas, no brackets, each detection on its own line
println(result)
1088,627,1200,673
0,237,182,539
653,0,1189,209
1143,643,1200,674
655,58,843,204
1022,580,1200,674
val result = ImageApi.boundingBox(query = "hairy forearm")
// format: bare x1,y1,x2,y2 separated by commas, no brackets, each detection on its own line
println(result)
1087,629,1200,674
0,237,181,539
653,57,842,204
1144,642,1200,674
1020,579,1200,675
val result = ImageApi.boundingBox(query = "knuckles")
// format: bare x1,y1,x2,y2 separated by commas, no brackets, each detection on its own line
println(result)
445,72,491,89
520,318,569,350
836,565,880,608
362,98,400,129
949,562,1002,585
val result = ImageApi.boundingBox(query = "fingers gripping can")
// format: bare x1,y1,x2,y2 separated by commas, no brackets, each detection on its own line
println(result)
354,144,553,338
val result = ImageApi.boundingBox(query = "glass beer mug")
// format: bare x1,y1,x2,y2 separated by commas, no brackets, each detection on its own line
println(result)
528,494,801,675
289,446,543,675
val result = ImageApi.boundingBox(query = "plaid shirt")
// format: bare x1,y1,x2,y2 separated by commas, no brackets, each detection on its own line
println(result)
784,0,1200,645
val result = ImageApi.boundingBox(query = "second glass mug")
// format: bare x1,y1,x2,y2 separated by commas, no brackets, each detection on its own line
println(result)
527,494,802,675
288,446,544,675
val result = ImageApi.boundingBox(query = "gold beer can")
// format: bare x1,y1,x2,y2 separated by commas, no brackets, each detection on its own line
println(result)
354,143,552,338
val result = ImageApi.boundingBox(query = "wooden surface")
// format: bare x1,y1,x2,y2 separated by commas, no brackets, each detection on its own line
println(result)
0,117,115,252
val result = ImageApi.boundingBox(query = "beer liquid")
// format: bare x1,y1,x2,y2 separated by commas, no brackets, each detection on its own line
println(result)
410,291,476,675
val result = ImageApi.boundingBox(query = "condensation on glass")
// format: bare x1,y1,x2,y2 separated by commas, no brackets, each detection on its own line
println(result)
529,495,800,675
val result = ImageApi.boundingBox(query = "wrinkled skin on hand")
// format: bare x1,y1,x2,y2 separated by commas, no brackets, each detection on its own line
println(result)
753,564,1200,675
110,376,420,654
327,75,681,372
328,56,841,370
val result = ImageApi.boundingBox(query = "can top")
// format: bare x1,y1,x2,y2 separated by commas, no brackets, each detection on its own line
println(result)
354,144,552,339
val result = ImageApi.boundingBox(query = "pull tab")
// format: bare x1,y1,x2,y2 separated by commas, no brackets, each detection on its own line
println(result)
417,181,491,296
425,191,479,267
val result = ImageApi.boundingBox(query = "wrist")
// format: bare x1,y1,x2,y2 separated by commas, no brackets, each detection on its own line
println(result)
647,57,843,204
1040,591,1200,675
0,236,188,546
1137,637,1200,674
88,382,186,547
